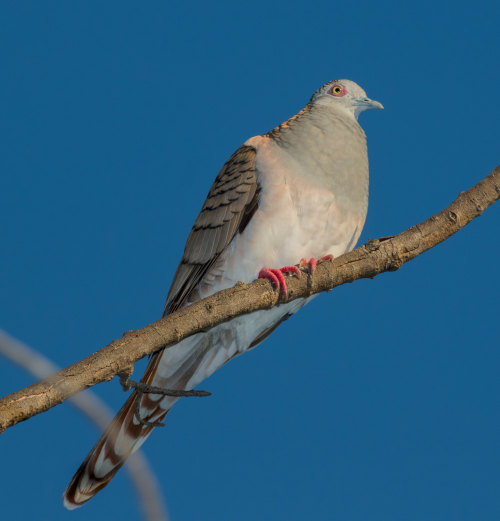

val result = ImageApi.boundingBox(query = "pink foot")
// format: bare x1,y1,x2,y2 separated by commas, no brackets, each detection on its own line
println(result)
258,265,301,298
299,254,333,274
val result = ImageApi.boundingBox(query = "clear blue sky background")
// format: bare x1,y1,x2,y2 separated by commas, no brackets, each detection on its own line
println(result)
1,2,499,520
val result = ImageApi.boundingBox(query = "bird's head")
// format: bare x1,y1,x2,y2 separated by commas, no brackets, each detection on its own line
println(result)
311,79,383,119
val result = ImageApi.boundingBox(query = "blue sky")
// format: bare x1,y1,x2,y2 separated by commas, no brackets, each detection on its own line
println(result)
1,1,499,520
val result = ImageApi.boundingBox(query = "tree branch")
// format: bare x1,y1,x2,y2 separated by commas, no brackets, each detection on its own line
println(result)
1,165,498,434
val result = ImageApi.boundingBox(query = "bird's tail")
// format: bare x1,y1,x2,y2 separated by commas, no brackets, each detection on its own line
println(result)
63,353,176,509
63,324,245,509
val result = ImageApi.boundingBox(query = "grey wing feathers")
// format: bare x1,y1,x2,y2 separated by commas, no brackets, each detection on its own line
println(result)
163,144,260,315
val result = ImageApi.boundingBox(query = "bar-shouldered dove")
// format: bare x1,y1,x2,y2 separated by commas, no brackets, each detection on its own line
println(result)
64,79,383,508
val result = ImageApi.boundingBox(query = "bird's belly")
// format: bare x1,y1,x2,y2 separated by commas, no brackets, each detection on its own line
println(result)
220,170,364,287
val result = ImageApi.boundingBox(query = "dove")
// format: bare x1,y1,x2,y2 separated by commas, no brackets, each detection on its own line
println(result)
64,79,383,508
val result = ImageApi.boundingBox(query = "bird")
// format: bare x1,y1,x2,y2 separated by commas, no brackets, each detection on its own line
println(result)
63,79,383,509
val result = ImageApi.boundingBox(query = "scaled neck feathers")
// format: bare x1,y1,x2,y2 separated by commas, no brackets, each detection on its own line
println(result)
266,102,365,150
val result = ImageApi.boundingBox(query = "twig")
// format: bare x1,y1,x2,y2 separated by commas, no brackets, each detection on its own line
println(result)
119,375,211,427
0,165,498,434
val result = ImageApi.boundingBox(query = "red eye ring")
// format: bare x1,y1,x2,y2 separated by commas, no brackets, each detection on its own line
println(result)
328,84,346,97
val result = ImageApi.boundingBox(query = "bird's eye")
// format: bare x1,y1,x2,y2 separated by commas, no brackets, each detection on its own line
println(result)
329,84,346,97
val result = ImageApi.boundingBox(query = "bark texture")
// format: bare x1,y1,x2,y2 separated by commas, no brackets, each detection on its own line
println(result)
0,165,498,434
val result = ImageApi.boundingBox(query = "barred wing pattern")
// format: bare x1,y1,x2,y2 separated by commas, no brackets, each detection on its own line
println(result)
64,145,260,508
164,144,260,314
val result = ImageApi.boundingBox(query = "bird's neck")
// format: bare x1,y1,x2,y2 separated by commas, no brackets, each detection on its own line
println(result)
268,103,365,153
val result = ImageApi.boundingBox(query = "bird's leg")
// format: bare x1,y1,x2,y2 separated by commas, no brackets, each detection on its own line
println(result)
119,375,211,427
258,266,301,299
299,254,333,274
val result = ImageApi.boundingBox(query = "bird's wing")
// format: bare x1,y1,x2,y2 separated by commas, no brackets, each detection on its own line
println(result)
163,143,260,315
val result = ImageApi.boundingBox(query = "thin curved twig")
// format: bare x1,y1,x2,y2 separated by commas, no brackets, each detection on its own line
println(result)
0,330,168,521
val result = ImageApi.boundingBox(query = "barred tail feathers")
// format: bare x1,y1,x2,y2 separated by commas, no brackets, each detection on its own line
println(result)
63,337,209,509
63,386,170,510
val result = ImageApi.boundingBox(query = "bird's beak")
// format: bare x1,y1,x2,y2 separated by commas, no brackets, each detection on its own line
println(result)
357,97,384,110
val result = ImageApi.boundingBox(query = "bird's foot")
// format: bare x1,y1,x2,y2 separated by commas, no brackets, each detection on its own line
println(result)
119,375,211,427
299,254,333,274
258,266,301,299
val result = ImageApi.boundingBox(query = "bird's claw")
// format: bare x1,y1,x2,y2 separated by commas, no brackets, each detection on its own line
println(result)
299,254,333,274
258,266,301,298
258,256,333,297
